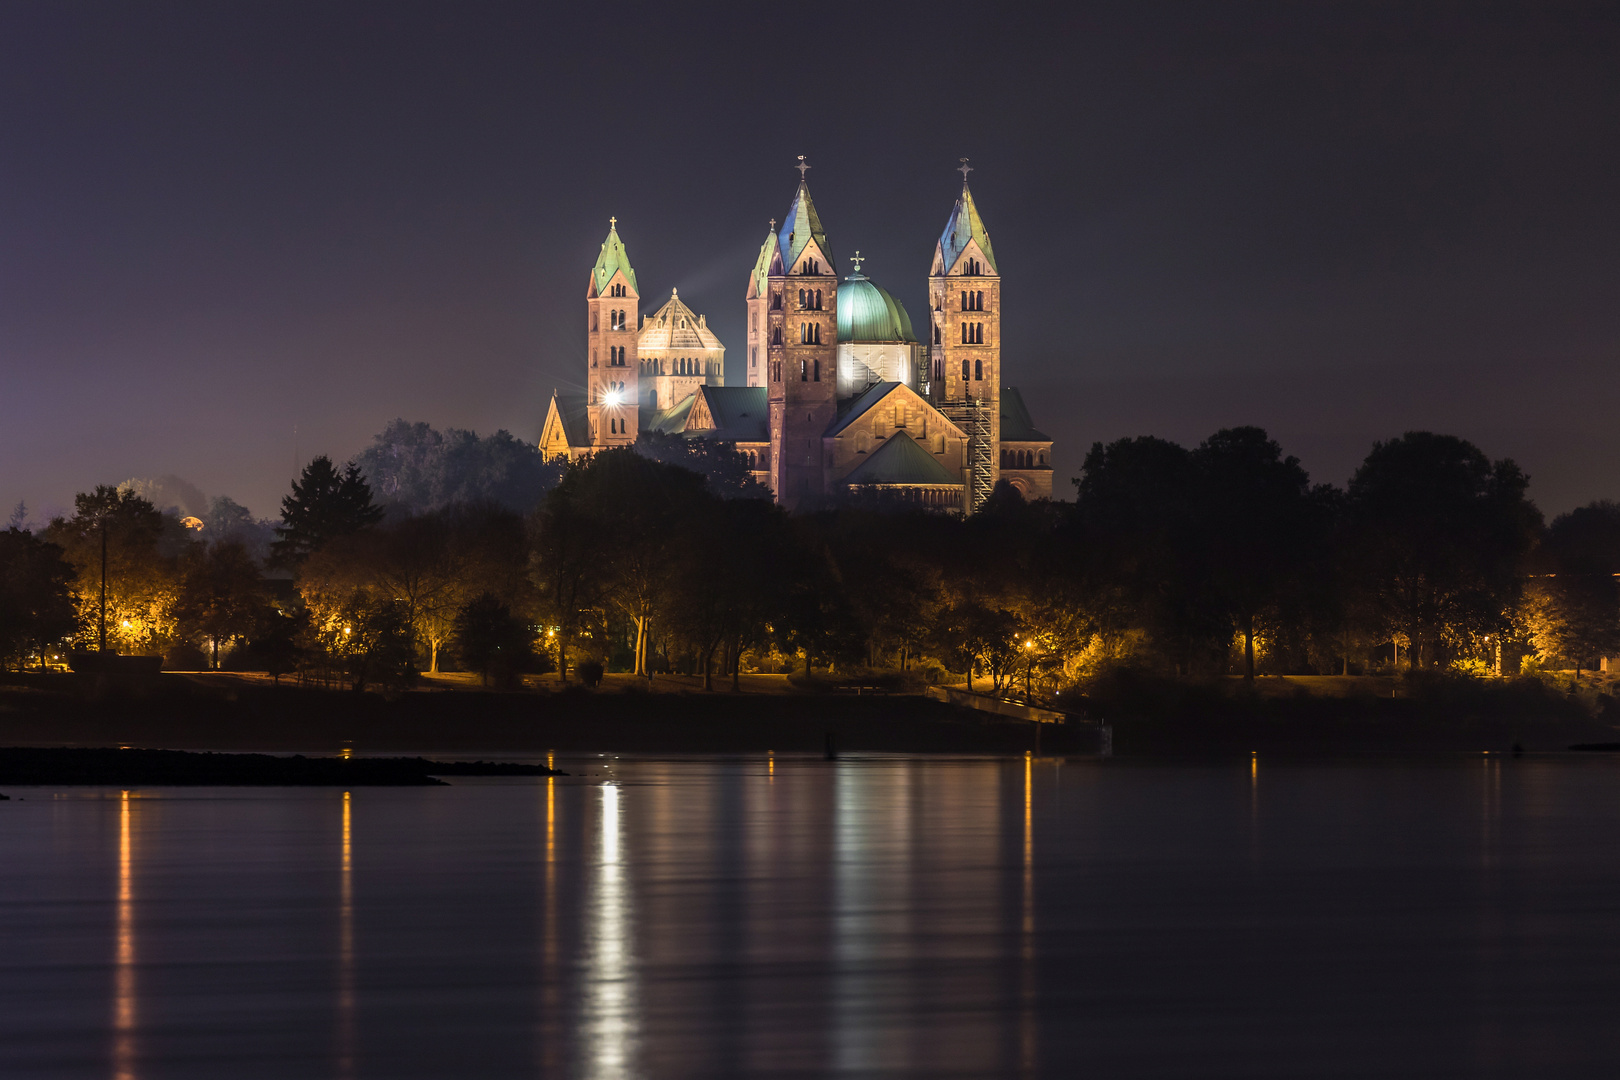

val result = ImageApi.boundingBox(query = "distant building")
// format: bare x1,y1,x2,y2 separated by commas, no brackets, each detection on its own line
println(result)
540,162,1055,509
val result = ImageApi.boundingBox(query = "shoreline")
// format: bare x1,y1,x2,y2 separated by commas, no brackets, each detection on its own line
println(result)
2,671,1616,760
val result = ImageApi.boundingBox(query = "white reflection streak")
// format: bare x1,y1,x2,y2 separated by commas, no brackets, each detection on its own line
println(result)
1021,755,1036,1075
113,790,135,1080
585,783,638,1079
338,791,354,1079
540,775,559,1074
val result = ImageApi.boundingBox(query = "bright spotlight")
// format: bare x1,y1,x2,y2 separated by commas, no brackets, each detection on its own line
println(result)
604,390,622,406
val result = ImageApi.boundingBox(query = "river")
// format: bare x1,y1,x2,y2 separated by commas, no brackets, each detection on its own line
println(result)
3,753,1619,1078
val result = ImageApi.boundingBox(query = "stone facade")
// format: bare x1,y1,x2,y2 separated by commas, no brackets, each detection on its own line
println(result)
540,164,1055,513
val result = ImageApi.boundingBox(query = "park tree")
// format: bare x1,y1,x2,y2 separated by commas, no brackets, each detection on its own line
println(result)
1525,501,1620,675
632,431,771,500
1344,432,1541,669
528,474,606,682
356,419,565,514
44,487,183,655
174,540,270,669
1192,427,1330,681
271,456,383,567
0,528,79,670
452,592,537,687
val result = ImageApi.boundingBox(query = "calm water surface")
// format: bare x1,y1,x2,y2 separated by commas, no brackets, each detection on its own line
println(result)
3,754,1620,1078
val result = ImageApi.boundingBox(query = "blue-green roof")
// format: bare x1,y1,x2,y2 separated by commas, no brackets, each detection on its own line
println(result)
749,227,775,296
837,274,916,343
999,387,1050,441
843,431,961,487
592,223,638,295
939,182,997,275
643,392,696,435
778,181,830,271
685,387,769,443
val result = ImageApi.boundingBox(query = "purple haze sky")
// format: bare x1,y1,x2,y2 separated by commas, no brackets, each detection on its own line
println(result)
3,2,1619,522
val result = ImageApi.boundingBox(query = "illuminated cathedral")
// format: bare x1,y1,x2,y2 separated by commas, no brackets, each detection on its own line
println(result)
539,160,1054,511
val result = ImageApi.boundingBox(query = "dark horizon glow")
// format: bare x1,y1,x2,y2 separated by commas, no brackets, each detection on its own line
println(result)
4,4,1620,521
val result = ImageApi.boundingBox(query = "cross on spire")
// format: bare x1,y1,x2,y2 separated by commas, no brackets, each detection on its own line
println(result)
795,155,811,180
850,251,864,273
958,158,973,186
770,218,776,231
609,216,617,229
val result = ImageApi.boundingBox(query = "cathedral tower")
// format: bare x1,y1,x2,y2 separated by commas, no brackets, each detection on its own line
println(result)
928,161,1000,509
763,159,839,507
586,219,640,447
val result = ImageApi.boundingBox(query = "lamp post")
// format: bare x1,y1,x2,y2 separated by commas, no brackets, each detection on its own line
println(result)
1024,639,1034,701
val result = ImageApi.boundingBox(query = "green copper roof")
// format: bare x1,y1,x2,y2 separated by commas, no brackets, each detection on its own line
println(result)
999,387,1050,441
644,392,696,435
749,227,774,296
836,273,916,343
778,181,830,271
843,431,961,487
592,222,638,295
939,182,997,275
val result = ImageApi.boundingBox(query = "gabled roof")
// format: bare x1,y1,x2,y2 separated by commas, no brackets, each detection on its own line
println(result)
778,181,830,271
1000,387,1050,441
685,386,769,443
541,392,590,451
644,392,697,435
842,431,961,487
639,290,725,353
591,222,638,295
826,381,905,437
938,182,997,275
749,227,775,298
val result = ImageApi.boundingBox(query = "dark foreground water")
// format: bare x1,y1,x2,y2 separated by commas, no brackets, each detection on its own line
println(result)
3,754,1620,1078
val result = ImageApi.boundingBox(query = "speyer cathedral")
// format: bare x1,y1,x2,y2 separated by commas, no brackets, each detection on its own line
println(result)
539,160,1054,512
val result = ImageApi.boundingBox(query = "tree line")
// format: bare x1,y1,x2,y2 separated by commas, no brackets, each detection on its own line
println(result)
4,421,1619,693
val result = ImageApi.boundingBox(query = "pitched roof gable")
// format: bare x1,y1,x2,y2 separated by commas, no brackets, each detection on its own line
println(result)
999,387,1051,441
938,183,997,275
540,393,590,453
842,431,961,487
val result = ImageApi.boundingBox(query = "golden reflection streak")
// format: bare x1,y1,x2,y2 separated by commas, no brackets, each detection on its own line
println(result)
768,751,774,780
1021,753,1036,1075
542,774,558,1072
338,791,354,1079
113,790,135,1080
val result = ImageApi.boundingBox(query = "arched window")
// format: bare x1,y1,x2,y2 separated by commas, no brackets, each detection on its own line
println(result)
800,359,808,382
975,359,983,380
960,322,967,344
815,289,822,309
961,359,970,379
751,347,757,369
772,327,782,345
772,293,782,310
976,290,984,310
960,291,967,311
813,358,820,382
933,326,941,345
798,289,806,308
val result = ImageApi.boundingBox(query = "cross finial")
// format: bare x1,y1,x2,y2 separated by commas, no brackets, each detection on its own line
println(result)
795,155,811,180
770,218,776,231
609,215,617,229
958,158,973,185
850,251,864,274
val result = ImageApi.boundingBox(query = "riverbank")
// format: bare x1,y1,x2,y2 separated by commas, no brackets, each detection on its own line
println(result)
0,671,1614,758
0,747,562,786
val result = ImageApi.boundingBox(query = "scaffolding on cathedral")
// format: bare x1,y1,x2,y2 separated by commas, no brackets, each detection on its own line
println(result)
939,397,994,513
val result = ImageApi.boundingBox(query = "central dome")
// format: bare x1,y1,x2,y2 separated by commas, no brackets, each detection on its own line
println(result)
837,274,916,344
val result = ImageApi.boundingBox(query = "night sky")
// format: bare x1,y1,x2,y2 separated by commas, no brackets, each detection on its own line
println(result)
4,2,1619,522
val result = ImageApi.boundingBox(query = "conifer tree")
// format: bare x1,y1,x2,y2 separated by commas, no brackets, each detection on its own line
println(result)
271,456,384,567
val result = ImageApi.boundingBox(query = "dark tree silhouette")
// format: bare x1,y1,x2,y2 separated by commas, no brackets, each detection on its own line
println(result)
271,456,383,567
175,540,269,669
452,592,536,687
1345,432,1541,669
0,528,78,670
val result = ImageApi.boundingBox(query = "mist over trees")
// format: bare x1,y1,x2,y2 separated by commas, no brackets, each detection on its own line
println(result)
5,419,1618,693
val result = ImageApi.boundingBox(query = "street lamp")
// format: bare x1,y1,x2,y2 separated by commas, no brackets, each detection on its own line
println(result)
1023,639,1034,700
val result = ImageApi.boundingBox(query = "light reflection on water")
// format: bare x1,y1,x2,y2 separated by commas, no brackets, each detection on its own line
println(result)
4,756,1620,1077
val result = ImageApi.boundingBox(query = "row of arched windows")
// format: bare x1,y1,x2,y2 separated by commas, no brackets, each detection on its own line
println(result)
771,327,783,345
1001,449,1045,468
799,323,822,345
801,258,821,274
962,257,984,276
608,417,627,435
800,358,821,382
961,322,984,344
608,283,628,297
961,290,984,311
771,292,783,310
798,288,824,310
606,309,628,330
609,346,626,366
961,359,984,380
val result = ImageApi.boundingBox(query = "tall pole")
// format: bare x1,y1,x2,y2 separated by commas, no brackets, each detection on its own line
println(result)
99,521,108,653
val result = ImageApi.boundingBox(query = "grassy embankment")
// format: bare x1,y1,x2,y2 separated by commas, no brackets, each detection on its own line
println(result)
1,669,1615,758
